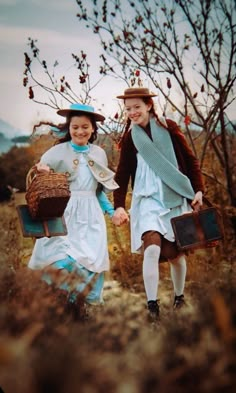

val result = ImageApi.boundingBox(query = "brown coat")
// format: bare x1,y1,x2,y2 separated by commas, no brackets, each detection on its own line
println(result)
114,119,204,209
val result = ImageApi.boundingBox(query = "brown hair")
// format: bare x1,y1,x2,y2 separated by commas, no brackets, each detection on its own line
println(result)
120,97,167,144
55,112,98,145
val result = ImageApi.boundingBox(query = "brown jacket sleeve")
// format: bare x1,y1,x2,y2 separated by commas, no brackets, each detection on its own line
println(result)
113,130,137,209
166,119,205,193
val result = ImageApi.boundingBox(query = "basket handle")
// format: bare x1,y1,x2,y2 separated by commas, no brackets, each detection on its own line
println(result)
26,166,38,190
26,165,54,190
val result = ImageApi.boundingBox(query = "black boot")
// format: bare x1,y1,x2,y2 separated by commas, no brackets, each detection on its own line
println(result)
173,294,185,309
147,300,160,321
65,294,87,321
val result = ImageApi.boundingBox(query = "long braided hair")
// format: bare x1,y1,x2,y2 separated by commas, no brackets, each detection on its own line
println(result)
120,97,167,146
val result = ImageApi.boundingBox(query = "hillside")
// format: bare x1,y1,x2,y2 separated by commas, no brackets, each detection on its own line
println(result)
0,118,29,155
0,193,235,392
0,132,13,154
0,121,235,391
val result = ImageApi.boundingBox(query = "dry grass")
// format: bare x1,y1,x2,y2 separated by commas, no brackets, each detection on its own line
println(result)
0,193,235,392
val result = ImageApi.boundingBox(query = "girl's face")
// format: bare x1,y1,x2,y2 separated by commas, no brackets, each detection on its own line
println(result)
124,98,152,128
69,115,94,146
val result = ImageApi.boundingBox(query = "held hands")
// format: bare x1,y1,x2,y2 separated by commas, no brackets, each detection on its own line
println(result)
191,191,203,211
35,162,50,173
112,207,129,226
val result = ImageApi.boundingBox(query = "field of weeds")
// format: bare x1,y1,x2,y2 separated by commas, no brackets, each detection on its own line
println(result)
0,193,235,393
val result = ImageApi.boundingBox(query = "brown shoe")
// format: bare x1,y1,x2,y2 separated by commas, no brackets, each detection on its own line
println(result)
173,294,185,309
147,300,160,321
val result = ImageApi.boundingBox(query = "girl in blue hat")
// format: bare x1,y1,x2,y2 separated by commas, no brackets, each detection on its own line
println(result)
28,103,118,313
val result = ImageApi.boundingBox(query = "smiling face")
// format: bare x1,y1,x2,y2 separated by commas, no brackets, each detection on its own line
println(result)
124,97,152,128
69,115,95,146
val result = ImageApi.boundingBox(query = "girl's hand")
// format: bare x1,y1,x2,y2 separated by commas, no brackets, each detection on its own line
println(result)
112,207,129,226
191,191,203,211
35,163,50,173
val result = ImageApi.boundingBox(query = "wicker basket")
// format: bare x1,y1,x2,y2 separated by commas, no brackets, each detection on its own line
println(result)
25,167,71,220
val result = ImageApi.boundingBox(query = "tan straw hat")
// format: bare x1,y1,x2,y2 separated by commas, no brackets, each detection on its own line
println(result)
116,87,157,99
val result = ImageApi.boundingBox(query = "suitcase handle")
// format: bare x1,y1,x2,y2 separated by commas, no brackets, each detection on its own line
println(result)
202,196,213,207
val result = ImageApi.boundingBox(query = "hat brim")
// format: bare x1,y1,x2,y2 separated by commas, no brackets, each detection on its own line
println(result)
57,108,105,122
116,93,157,99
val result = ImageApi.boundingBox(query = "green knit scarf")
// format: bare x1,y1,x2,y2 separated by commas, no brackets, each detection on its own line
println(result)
131,117,195,208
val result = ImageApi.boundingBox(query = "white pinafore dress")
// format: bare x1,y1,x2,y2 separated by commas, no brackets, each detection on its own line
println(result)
28,149,109,274
130,153,192,253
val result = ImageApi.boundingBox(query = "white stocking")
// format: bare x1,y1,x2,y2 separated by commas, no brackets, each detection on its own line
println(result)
143,245,161,301
170,255,187,296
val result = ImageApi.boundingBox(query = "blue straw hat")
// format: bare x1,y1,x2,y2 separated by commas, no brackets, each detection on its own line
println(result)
57,103,105,122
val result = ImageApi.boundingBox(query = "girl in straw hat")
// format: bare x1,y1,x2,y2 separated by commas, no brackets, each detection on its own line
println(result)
28,103,118,312
113,87,204,320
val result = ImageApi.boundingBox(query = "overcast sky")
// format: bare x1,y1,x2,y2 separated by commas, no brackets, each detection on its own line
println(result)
0,0,235,136
0,0,126,134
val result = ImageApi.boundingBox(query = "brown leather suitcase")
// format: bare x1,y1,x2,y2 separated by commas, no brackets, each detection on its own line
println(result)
171,207,223,251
